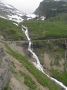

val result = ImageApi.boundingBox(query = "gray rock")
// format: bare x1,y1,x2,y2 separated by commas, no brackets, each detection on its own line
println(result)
0,46,11,90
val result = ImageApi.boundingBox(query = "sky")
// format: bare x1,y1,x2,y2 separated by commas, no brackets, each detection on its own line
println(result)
0,0,43,14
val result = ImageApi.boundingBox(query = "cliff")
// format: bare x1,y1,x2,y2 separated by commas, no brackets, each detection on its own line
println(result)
0,46,11,90
34,0,67,18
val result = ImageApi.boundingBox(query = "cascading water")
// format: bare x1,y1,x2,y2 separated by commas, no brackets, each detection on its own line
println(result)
22,25,67,90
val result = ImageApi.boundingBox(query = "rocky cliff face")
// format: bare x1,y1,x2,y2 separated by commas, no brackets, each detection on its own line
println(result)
34,0,67,18
0,46,11,90
31,39,66,72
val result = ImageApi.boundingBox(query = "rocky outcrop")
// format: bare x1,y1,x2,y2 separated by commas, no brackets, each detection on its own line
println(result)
31,40,66,72
0,46,11,90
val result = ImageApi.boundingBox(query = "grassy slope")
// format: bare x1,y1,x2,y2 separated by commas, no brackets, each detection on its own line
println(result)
51,69,67,86
12,63,37,90
4,42,61,90
22,13,67,40
19,71,37,90
0,18,25,40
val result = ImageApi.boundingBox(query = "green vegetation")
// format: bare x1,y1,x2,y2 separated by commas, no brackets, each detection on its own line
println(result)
19,71,37,90
51,69,67,86
4,42,61,90
0,18,25,40
12,62,37,90
22,18,67,40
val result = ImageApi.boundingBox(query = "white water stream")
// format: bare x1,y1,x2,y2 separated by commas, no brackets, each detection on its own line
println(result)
22,25,67,90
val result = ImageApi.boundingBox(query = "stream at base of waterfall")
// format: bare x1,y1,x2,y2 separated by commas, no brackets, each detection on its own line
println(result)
22,25,67,90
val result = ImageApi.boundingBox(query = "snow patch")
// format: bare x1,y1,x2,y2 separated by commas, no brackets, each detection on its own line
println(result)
4,4,13,8
41,16,46,20
13,23,18,26
8,15,23,23
0,15,7,19
27,18,32,20
26,13,38,18
52,9,57,10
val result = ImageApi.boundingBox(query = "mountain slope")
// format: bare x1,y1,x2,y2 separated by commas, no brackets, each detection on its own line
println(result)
0,2,25,23
0,2,39,22
0,18,26,40
34,0,67,18
0,1,67,90
0,2,38,40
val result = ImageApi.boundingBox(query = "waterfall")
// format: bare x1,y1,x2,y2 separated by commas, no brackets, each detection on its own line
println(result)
22,25,67,90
